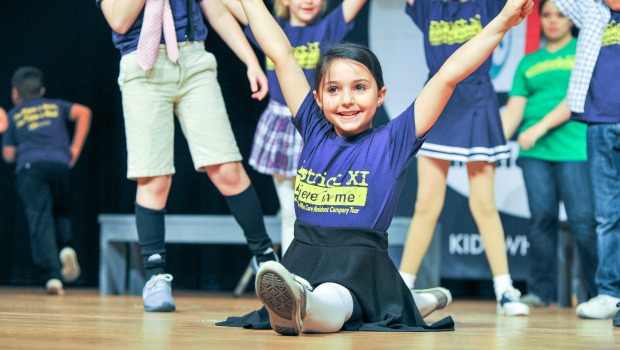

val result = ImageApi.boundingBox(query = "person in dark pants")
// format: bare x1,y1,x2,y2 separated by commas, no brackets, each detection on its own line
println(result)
554,0,620,325
2,66,91,295
502,0,598,308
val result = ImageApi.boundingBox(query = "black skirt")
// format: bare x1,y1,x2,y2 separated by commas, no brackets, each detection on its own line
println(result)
216,221,455,332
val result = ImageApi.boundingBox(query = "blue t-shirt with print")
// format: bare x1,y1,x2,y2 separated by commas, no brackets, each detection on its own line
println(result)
245,4,354,104
96,0,208,55
292,92,425,232
575,10,620,124
405,0,505,79
3,98,74,171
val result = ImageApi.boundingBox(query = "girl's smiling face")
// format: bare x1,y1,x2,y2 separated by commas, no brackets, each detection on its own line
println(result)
313,58,387,138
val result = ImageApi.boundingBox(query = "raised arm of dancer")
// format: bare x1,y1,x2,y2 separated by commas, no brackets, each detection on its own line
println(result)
99,0,146,34
413,0,533,138
202,0,268,100
238,0,310,116
342,0,368,23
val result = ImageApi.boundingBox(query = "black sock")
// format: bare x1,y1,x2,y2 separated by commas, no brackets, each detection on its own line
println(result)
135,203,166,279
224,185,273,255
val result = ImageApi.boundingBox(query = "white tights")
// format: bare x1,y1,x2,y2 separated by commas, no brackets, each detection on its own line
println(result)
302,282,354,333
273,177,296,254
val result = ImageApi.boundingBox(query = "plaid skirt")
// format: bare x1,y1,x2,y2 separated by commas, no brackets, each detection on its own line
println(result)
249,100,303,177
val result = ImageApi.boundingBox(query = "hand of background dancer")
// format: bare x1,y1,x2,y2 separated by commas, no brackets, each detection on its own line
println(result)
517,124,546,150
202,0,269,101
247,64,269,101
237,0,311,118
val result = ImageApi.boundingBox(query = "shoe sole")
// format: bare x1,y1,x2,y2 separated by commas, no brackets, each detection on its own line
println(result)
497,302,530,316
255,261,303,336
46,281,65,295
144,303,176,312
60,250,81,283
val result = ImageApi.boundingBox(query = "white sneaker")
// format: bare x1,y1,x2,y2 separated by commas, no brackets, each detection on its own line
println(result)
576,295,620,319
255,261,312,336
45,278,65,295
59,247,81,282
143,274,176,312
497,287,529,316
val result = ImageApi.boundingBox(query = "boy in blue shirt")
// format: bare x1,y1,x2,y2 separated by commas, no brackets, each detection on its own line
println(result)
2,66,91,295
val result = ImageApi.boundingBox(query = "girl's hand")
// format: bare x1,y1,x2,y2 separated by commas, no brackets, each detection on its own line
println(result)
517,124,547,150
247,64,269,101
500,0,535,29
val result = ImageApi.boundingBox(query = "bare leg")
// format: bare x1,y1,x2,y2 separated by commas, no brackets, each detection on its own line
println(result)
136,175,172,210
400,157,450,276
204,162,251,196
466,161,509,276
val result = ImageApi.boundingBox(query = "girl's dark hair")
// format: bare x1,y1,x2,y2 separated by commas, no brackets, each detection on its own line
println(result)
314,42,384,93
539,0,549,13
12,66,44,100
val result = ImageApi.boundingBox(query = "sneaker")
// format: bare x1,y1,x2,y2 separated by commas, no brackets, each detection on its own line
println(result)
59,247,81,283
613,302,620,327
255,261,312,336
249,247,279,275
520,294,549,308
576,295,620,319
412,287,452,317
143,274,176,312
497,287,530,316
45,278,64,295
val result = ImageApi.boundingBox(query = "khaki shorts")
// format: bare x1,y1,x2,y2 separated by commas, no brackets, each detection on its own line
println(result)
118,42,242,180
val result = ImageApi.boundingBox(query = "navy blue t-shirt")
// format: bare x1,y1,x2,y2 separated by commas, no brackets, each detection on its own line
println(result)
405,0,505,79
245,5,354,104
3,98,74,171
574,10,620,124
292,92,425,232
97,0,208,55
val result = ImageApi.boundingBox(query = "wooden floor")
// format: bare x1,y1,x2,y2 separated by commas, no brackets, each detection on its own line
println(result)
0,287,617,349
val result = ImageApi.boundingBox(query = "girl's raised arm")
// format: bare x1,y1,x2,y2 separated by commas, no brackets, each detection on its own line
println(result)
413,0,533,137
238,0,310,117
342,0,368,23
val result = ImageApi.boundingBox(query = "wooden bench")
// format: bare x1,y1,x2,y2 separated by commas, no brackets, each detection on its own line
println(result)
98,214,416,295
